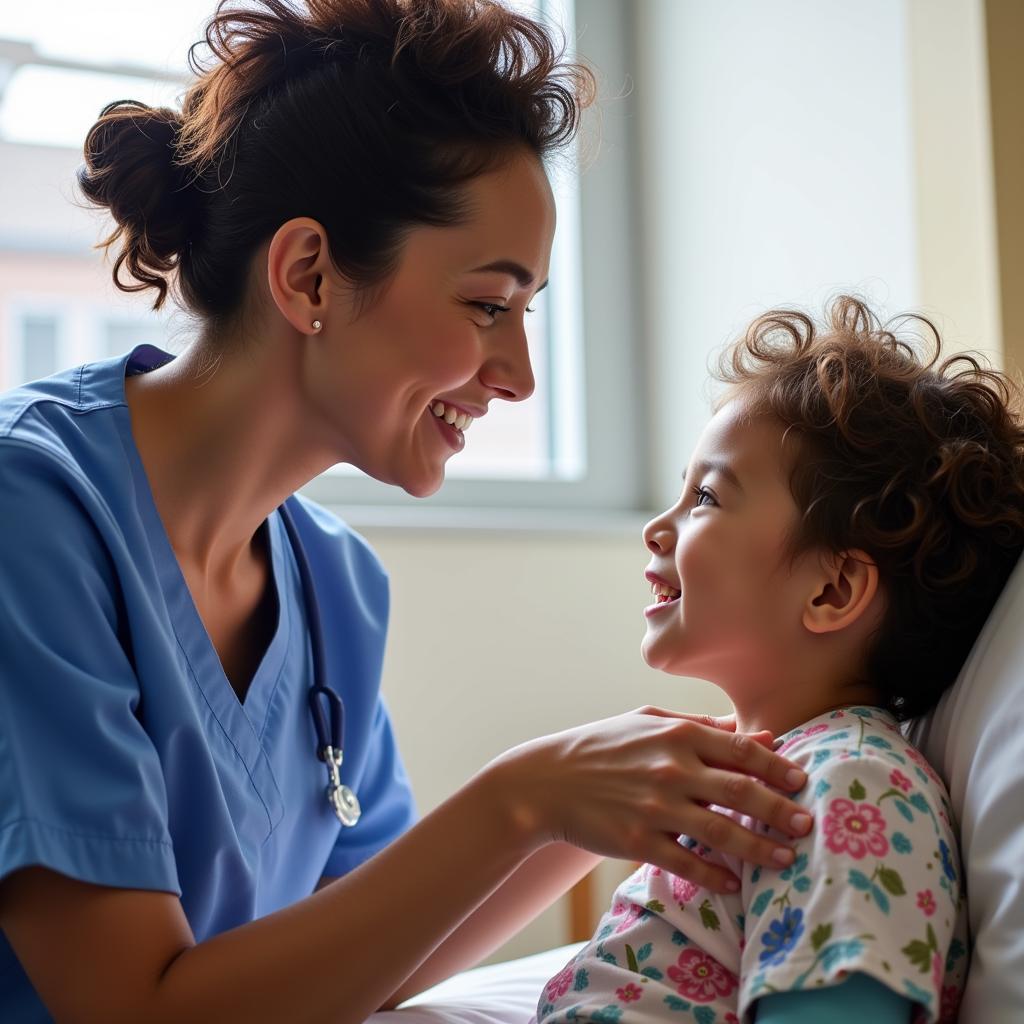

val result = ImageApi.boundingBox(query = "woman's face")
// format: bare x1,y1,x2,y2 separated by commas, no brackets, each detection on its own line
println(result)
309,150,556,497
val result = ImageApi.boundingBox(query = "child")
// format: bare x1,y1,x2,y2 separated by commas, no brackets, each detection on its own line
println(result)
535,296,1024,1024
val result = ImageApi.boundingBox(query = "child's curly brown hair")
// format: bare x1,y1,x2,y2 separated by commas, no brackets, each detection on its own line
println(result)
713,294,1024,719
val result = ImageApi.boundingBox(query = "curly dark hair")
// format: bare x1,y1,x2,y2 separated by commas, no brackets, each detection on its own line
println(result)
713,294,1024,720
77,0,594,318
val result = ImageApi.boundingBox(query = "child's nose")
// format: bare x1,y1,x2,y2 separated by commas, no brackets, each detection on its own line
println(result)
643,513,676,554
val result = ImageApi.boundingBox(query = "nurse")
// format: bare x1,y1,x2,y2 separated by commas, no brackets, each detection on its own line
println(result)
0,1,813,1021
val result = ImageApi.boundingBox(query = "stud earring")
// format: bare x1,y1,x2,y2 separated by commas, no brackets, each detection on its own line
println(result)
311,319,322,331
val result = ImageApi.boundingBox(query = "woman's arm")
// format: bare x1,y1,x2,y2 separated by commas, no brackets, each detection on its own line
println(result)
0,710,810,1024
754,972,913,1022
380,712,812,1007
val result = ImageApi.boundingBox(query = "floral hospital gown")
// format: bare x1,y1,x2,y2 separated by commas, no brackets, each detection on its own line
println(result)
534,707,969,1024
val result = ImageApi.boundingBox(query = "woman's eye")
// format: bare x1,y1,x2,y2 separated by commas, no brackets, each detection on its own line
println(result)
473,302,511,319
691,486,716,508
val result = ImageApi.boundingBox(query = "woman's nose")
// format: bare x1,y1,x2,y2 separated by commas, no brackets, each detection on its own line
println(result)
478,321,535,402
643,511,676,554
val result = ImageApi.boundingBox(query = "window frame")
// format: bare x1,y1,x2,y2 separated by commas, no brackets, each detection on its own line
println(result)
302,0,647,517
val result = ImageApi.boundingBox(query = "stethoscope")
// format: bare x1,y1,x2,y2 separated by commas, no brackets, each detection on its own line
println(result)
279,500,362,828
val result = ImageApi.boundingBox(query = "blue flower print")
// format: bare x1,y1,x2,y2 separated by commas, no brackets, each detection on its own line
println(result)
759,907,805,966
938,839,957,882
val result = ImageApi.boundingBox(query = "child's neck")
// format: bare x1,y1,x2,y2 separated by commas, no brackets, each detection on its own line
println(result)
729,677,882,739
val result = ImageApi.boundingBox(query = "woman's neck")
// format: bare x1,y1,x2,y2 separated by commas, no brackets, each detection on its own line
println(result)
124,336,330,577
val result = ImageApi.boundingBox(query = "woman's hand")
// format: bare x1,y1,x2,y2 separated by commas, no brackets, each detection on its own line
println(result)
484,706,812,893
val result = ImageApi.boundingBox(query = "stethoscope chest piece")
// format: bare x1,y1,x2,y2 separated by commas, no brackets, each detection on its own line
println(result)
322,745,362,827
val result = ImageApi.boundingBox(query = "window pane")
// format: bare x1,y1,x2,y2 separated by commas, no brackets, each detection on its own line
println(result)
21,315,58,383
1,0,591,493
104,320,168,359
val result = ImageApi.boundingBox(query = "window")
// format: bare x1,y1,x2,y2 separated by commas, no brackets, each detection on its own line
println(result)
0,0,645,514
20,314,60,384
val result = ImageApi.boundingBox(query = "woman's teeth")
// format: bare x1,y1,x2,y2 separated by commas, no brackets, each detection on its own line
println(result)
430,401,474,432
651,582,681,603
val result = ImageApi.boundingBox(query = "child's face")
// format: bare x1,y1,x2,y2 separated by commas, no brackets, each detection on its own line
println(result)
642,396,820,687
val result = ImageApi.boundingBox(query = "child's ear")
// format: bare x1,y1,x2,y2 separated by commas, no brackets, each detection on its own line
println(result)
802,549,880,635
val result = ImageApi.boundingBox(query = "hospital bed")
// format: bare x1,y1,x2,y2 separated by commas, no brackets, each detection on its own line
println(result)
368,555,1024,1022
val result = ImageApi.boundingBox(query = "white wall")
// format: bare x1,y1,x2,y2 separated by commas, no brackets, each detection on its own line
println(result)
633,0,921,512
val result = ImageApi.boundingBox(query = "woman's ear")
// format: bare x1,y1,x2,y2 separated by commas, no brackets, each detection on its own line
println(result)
802,549,880,635
265,217,332,334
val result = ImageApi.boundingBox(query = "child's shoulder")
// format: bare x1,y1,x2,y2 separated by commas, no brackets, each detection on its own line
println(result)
775,706,950,808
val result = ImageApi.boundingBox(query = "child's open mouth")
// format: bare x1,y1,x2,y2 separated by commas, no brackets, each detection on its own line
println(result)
645,581,681,617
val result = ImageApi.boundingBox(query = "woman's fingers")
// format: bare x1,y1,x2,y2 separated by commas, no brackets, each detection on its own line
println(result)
685,722,808,793
702,768,813,840
648,834,741,894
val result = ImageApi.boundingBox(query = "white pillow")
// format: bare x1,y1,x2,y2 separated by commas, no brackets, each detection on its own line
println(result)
906,553,1024,1021
368,942,584,1024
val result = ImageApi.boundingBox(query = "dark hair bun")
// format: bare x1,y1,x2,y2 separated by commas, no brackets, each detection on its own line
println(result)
78,100,197,308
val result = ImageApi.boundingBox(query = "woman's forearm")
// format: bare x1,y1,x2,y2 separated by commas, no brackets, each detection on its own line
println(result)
154,766,536,1024
379,841,601,1008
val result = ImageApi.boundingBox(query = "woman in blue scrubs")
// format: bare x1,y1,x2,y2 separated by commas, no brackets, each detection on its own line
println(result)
0,2,815,1021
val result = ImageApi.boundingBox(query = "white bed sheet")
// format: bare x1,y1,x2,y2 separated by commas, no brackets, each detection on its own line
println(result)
367,942,585,1024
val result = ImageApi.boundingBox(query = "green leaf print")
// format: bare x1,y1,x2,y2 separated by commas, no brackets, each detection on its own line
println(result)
699,899,721,931
645,899,665,913
902,938,932,973
878,866,906,896
636,942,653,962
902,924,939,974
811,923,833,952
849,778,867,800
625,944,640,973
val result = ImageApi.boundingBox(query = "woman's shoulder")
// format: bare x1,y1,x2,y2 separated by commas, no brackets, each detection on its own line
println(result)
282,493,389,597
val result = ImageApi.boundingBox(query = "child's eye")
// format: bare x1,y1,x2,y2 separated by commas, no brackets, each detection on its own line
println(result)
691,486,717,508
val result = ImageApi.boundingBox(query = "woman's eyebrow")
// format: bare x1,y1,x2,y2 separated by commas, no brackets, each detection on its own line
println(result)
682,459,745,493
469,260,549,293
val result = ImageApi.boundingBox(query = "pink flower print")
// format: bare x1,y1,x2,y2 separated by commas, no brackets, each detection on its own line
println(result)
666,949,738,1003
616,982,643,1003
545,963,575,1001
904,745,942,784
725,1016,740,1024
940,984,962,1023
890,769,912,792
823,798,889,858
805,723,829,736
916,889,936,917
672,874,699,905
932,953,943,994
612,900,646,934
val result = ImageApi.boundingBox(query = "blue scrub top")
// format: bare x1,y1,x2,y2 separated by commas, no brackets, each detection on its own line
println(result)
0,345,417,1020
